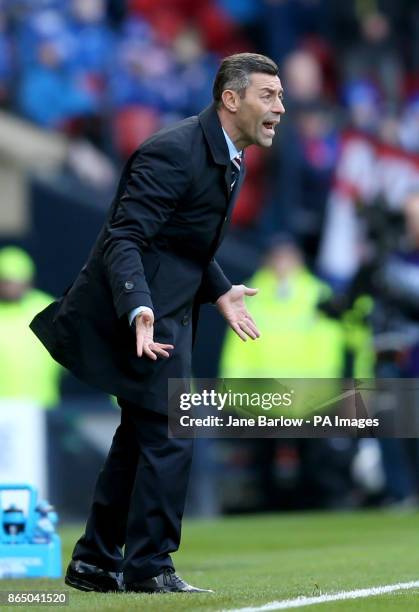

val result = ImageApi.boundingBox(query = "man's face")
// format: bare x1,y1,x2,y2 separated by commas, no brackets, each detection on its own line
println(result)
233,73,285,147
0,279,28,302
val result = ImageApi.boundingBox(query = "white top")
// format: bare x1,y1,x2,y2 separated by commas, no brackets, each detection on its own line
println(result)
222,127,242,161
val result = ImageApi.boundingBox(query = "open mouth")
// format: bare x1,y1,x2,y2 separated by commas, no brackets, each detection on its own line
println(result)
262,121,276,136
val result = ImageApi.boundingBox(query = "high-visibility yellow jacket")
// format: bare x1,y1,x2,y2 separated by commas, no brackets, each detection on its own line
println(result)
0,290,62,407
220,267,345,378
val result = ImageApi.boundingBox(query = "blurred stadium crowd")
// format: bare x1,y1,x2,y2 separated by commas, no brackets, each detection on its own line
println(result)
0,1,418,254
1,0,419,517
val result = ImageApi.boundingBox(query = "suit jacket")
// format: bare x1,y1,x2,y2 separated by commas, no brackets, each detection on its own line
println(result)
30,103,246,414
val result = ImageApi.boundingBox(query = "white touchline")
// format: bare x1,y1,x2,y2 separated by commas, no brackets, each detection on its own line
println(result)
223,580,419,612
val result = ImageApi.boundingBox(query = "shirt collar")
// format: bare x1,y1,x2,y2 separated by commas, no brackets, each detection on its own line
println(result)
222,127,242,161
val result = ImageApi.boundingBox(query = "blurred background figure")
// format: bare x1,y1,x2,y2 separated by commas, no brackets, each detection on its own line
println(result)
0,0,418,517
369,190,419,508
221,241,344,379
0,1,12,108
220,241,358,510
16,8,102,137
343,11,403,110
262,50,338,263
0,246,61,408
343,80,382,135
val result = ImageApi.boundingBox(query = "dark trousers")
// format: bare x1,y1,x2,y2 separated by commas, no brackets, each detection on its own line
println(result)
72,398,194,582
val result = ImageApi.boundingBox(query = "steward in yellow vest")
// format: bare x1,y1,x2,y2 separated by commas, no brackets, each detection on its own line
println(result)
0,247,62,407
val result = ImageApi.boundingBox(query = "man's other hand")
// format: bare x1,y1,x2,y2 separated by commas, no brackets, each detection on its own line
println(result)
216,284,260,341
135,310,174,360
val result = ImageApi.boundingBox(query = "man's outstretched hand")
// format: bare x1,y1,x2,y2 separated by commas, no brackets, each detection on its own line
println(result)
216,285,260,341
135,310,174,360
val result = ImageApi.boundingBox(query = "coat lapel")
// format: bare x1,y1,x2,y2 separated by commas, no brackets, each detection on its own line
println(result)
198,104,230,166
198,103,246,206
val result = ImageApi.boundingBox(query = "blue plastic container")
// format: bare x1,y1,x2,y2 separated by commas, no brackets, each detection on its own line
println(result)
0,484,61,578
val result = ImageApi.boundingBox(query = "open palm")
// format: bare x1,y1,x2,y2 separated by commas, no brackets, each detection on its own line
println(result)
216,284,260,341
135,310,174,360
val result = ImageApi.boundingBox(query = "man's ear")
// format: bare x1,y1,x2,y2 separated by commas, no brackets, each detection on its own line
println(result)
221,89,240,113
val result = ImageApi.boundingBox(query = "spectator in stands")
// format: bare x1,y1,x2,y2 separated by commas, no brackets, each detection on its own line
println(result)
343,80,381,135
221,240,344,378
377,110,402,148
68,0,113,78
17,25,99,128
173,26,218,116
262,50,338,261
0,246,62,407
343,11,404,109
399,96,419,154
67,0,113,98
0,3,12,107
220,241,358,510
64,0,113,145
110,16,186,115
373,190,419,507
260,0,330,64
283,49,324,104
15,6,71,70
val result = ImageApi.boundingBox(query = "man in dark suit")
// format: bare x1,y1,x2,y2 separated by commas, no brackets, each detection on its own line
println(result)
30,53,285,593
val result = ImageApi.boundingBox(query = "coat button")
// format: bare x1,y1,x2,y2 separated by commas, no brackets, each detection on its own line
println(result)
181,315,189,326
124,281,134,290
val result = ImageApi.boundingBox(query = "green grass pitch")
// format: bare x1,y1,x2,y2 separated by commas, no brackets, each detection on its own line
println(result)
1,511,419,611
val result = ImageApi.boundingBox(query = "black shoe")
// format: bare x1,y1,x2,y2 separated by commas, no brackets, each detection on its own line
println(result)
65,560,124,593
125,568,214,593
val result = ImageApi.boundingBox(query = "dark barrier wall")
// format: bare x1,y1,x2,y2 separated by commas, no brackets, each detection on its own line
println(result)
28,175,109,297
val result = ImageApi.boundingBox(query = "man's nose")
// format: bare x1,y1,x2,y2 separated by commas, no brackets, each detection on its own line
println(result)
273,98,285,114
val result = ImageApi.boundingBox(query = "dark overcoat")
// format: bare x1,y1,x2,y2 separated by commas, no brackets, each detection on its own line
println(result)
30,104,245,414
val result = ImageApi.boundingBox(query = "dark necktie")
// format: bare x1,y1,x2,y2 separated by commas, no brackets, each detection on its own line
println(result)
230,154,241,191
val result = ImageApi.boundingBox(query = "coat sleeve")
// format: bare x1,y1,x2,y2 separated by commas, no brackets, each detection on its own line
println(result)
102,140,191,318
198,257,232,304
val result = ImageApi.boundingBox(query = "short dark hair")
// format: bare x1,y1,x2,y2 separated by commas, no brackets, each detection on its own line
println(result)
213,53,279,107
